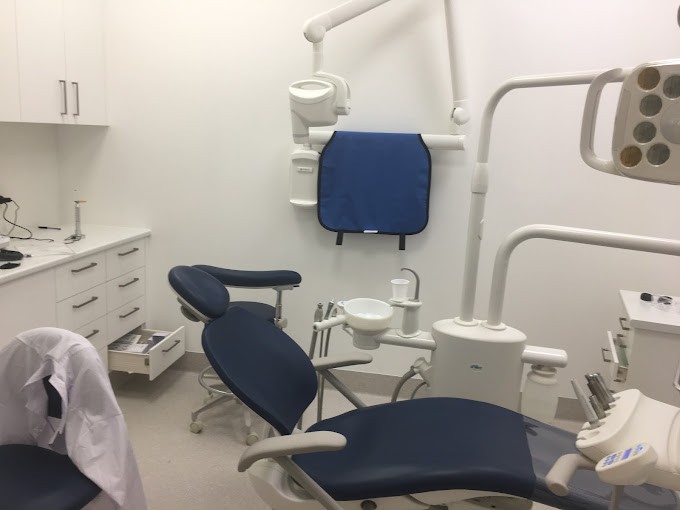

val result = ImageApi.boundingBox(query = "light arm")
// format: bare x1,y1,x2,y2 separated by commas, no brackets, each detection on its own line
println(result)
485,224,680,328
458,70,612,324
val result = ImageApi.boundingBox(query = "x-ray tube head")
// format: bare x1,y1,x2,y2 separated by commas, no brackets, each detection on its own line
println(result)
289,74,351,145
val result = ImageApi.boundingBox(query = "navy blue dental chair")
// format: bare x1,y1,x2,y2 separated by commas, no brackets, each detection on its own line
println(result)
0,379,101,510
169,265,678,510
168,264,301,442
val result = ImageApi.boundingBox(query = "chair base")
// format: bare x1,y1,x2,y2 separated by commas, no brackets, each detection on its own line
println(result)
190,366,259,444
247,459,532,510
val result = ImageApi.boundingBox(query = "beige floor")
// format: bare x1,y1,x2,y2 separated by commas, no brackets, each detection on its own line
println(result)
113,366,568,510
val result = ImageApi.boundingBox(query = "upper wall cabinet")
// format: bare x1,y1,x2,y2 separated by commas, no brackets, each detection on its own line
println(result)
15,0,107,126
0,0,21,122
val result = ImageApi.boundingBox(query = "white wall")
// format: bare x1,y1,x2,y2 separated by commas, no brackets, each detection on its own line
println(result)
54,0,680,396
0,123,60,227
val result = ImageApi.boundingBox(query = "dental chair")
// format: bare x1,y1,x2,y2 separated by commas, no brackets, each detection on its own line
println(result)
169,265,678,510
0,327,146,510
169,264,301,442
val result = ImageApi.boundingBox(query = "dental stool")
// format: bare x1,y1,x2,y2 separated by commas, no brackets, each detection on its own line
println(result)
168,264,301,443
173,265,678,510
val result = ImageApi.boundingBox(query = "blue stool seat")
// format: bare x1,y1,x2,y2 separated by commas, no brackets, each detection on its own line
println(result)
194,265,301,288
294,398,536,501
0,444,100,510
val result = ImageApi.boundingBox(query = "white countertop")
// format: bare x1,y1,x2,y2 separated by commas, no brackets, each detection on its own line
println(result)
0,224,151,286
620,290,680,335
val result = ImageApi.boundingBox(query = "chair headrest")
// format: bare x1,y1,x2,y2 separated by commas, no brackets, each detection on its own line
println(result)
168,266,230,321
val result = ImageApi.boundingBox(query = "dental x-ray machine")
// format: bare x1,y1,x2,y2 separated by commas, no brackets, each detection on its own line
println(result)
288,0,468,207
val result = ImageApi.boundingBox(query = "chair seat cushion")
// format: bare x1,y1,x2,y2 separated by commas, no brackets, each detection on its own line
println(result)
194,266,301,288
294,397,535,501
0,444,100,510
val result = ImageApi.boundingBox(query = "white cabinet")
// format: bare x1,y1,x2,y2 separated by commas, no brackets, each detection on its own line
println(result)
14,0,107,125
0,0,20,122
601,290,680,407
0,228,185,381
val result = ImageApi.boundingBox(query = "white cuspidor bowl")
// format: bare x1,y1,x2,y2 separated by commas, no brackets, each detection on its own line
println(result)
343,298,393,332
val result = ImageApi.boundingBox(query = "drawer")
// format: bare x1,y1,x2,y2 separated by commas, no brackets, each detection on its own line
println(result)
55,253,107,301
108,327,185,381
107,240,145,280
75,316,108,351
108,296,146,342
603,330,629,384
57,284,107,331
107,268,145,311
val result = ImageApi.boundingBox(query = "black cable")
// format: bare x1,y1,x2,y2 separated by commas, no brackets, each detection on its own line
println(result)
2,201,53,242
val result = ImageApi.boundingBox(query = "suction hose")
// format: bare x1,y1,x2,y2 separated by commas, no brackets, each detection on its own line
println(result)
391,368,417,402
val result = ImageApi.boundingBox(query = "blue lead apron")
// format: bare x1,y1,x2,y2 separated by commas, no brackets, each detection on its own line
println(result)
317,131,432,250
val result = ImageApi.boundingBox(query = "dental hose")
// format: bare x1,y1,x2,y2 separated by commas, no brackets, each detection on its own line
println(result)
391,368,417,403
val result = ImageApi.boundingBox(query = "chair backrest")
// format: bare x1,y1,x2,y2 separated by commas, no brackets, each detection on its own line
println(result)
202,306,318,435
168,265,231,322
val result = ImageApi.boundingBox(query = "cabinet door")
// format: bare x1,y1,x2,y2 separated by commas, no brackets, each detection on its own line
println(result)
0,0,21,121
64,0,107,125
15,0,67,123
0,270,57,350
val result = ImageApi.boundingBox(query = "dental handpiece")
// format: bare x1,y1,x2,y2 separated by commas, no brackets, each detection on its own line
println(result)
586,374,615,407
593,373,616,403
586,376,611,411
308,303,324,358
572,379,600,427
589,395,607,420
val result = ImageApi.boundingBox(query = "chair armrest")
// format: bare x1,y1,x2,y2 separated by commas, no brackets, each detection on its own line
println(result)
194,265,301,289
238,431,346,472
312,353,373,371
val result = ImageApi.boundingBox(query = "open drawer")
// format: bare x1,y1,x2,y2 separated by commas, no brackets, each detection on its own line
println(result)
603,330,629,384
108,326,185,380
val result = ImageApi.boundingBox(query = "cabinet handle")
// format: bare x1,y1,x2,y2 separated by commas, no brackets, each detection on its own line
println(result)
59,80,68,114
71,262,98,274
119,277,140,288
162,339,181,353
618,316,630,331
118,247,140,257
119,307,140,319
73,296,98,309
72,81,80,116
84,329,100,340
601,347,612,363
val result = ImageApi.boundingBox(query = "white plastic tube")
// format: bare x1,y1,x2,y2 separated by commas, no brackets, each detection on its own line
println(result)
303,0,394,43
485,224,680,328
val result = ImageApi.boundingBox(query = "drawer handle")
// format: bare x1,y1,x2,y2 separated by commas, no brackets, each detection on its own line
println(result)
119,307,141,319
71,262,98,274
618,316,630,331
73,296,98,309
118,247,140,257
84,329,100,339
675,360,680,393
601,347,612,363
119,277,140,288
162,339,181,353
